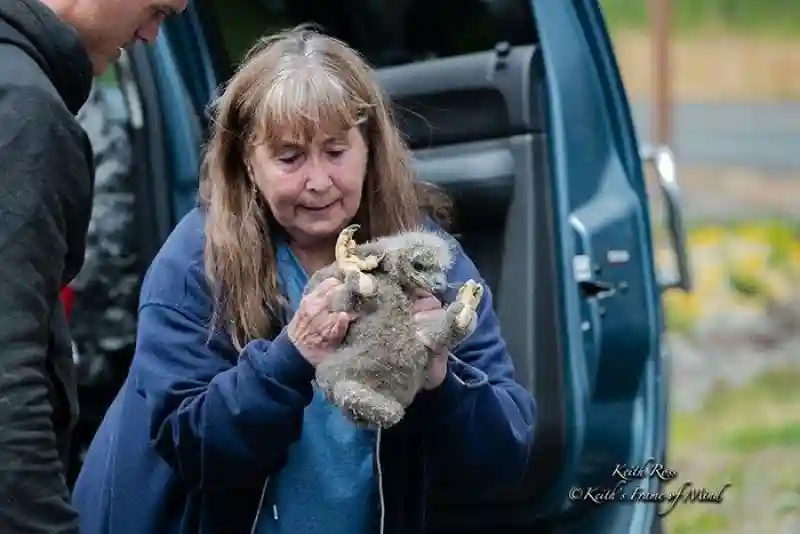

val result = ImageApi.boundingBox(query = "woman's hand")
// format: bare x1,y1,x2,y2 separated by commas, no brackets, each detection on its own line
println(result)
411,290,450,390
288,277,356,366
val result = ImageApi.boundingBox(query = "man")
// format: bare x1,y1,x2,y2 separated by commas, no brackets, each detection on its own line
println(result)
0,0,186,531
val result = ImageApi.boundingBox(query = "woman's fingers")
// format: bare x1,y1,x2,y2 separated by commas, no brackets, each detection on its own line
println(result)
314,277,342,296
316,312,350,347
332,312,351,340
292,277,363,354
306,277,341,310
317,311,350,339
299,278,341,319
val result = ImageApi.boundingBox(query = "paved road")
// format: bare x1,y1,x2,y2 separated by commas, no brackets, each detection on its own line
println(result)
630,101,800,171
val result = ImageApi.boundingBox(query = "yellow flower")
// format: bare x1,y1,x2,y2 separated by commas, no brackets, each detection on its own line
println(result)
733,223,770,245
663,291,702,333
787,242,800,273
688,225,727,248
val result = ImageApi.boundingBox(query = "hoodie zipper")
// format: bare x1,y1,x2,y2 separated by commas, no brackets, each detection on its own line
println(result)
250,476,273,534
249,428,386,534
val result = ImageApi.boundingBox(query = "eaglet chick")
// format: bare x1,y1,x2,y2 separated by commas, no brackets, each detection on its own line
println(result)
301,224,484,429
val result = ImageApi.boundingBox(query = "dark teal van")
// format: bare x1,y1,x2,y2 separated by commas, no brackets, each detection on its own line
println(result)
65,0,692,532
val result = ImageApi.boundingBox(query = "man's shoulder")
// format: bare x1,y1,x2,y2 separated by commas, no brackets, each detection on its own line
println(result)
0,43,82,133
0,42,60,102
0,84,80,132
0,46,94,209
0,88,86,162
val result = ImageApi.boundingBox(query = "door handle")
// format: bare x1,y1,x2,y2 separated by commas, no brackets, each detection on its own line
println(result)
640,144,693,293
578,280,616,300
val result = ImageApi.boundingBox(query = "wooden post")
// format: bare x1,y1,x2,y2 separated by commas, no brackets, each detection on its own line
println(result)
650,0,672,145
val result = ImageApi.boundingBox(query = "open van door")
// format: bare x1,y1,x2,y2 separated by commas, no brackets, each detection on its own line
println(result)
155,0,689,532
379,2,674,533
515,1,675,532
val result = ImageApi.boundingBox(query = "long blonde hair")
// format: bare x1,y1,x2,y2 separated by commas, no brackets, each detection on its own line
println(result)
198,25,451,350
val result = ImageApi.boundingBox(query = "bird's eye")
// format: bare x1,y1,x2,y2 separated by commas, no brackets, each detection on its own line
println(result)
411,261,426,271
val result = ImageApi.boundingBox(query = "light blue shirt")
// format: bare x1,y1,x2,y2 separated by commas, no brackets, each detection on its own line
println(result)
255,242,378,534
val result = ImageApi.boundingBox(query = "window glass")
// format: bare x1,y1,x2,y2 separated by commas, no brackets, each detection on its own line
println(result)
207,0,537,68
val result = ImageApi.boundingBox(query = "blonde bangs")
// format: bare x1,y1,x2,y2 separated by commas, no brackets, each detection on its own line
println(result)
249,66,371,147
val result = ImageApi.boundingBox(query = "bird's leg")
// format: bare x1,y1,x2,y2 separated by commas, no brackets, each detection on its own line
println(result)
334,224,384,297
454,280,484,330
423,280,483,349
335,224,384,271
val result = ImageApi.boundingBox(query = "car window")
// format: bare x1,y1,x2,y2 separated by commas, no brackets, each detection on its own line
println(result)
207,0,537,69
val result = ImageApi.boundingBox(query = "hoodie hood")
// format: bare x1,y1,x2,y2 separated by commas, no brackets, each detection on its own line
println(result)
0,0,93,114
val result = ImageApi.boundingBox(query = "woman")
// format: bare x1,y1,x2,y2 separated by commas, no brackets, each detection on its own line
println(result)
72,26,536,534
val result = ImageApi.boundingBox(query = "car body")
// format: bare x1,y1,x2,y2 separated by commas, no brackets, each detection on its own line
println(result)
62,1,691,532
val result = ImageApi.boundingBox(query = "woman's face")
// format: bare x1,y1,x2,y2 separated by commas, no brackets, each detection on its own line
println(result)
249,126,368,246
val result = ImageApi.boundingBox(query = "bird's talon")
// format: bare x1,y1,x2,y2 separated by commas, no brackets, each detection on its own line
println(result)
455,280,484,329
335,224,383,272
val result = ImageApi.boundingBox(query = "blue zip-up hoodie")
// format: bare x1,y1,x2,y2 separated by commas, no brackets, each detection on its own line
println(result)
72,207,536,534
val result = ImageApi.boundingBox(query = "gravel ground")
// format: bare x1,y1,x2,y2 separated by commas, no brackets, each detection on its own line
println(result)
668,316,800,413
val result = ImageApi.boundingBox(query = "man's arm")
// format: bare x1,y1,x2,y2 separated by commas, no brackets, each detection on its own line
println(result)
0,86,92,533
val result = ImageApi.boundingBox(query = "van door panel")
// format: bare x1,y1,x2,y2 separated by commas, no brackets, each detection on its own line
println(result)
534,0,663,530
378,45,576,528
382,45,546,146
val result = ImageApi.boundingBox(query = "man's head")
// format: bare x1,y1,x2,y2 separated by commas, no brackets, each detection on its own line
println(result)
41,0,187,75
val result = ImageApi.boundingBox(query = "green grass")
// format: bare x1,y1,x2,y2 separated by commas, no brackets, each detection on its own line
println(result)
667,368,800,533
722,424,800,454
669,513,730,534
600,0,800,37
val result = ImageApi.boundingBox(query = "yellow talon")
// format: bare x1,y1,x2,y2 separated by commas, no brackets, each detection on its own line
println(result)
335,224,383,272
335,224,360,267
455,280,484,329
335,224,383,296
